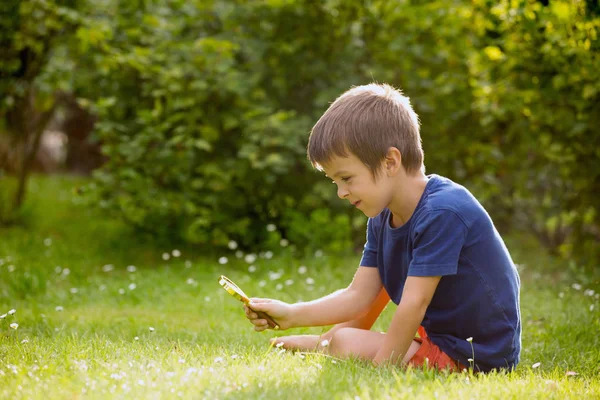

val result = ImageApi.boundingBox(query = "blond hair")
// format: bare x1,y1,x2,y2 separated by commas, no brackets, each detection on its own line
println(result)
307,83,423,177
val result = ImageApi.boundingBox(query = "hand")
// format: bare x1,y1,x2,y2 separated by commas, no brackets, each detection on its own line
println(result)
244,298,294,331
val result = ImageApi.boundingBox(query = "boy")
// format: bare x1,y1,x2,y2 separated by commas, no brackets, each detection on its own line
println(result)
245,83,521,372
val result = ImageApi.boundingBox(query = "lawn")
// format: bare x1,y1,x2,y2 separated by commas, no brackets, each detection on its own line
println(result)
0,176,599,399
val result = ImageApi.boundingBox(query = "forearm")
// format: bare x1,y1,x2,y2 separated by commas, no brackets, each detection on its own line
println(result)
290,287,372,328
322,287,390,340
373,299,426,365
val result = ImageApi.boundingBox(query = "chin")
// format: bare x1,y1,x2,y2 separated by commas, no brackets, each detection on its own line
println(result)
364,207,384,218
363,208,384,218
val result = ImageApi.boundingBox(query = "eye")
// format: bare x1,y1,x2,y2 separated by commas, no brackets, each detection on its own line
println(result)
341,177,351,182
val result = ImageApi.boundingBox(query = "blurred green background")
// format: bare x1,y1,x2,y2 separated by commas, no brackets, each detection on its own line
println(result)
1,0,599,272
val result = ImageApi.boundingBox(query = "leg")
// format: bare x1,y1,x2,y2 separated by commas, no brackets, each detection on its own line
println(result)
327,327,421,364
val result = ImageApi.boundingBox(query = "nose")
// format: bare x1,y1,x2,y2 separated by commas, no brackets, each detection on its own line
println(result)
337,185,349,199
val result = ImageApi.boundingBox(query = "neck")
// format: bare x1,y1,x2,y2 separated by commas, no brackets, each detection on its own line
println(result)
388,170,429,228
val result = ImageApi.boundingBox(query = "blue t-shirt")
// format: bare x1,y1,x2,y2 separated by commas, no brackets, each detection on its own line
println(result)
360,174,521,372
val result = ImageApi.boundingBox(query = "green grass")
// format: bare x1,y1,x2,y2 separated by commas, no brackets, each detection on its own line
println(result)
0,175,599,399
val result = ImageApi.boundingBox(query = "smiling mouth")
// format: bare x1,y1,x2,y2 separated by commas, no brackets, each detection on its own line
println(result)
352,201,361,207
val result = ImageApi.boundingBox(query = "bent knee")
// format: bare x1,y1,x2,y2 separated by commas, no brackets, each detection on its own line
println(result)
328,328,357,356
328,328,383,360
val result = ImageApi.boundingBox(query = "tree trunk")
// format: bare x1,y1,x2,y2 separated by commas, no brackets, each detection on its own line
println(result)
13,90,57,209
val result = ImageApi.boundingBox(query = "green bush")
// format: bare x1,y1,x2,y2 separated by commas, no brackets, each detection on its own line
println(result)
79,1,364,251
465,0,600,267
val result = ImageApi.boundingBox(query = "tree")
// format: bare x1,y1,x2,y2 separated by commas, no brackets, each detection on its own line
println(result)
0,0,82,221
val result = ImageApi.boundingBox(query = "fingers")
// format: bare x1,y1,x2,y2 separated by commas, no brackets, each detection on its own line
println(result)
243,305,258,319
243,304,269,331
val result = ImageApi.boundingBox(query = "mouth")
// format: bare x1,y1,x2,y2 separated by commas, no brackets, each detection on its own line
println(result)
352,200,361,207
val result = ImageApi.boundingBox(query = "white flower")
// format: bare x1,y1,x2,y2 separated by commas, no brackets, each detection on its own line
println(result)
314,250,323,258
571,283,582,291
128,283,137,291
532,362,541,369
184,260,192,268
62,268,70,276
258,281,266,287
276,284,283,290
149,327,155,332
590,304,595,312
264,251,273,260
44,238,52,246
102,264,114,272
118,288,125,294
279,239,289,247
172,249,181,257
268,271,282,281
285,279,294,286
584,289,595,297
466,337,473,343
248,265,256,273
179,358,185,364
275,342,284,348
218,257,228,265
70,288,78,294
235,250,244,259
55,266,62,274
0,314,6,319
99,284,107,291
21,339,28,344
186,278,196,285
204,296,211,302
127,265,136,273
266,224,276,232
134,336,139,341
10,323,18,330
305,277,315,285
320,339,330,347
8,309,16,315
214,357,224,363
298,266,307,274
227,241,238,250
244,254,257,264
162,253,170,261
55,306,64,312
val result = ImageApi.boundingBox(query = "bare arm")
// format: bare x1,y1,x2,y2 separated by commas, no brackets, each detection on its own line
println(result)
246,266,382,330
373,275,441,365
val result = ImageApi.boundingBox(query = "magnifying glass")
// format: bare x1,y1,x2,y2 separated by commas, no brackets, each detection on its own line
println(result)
218,275,280,330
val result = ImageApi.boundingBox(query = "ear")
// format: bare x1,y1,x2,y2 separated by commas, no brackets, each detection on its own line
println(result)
384,147,402,176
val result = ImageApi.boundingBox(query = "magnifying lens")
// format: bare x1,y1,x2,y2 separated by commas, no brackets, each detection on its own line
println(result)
218,275,280,330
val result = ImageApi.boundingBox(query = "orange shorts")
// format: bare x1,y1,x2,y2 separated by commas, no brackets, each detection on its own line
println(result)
408,326,467,372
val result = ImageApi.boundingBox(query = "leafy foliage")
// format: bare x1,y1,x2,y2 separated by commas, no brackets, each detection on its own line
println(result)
4,0,598,267
0,0,83,217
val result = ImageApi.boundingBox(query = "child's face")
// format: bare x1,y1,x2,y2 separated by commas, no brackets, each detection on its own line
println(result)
323,154,393,218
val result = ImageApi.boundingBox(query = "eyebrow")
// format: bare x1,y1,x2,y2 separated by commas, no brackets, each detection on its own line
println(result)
325,170,351,178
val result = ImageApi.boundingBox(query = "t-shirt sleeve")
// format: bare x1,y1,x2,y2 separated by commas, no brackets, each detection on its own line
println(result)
359,218,378,267
409,209,467,277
